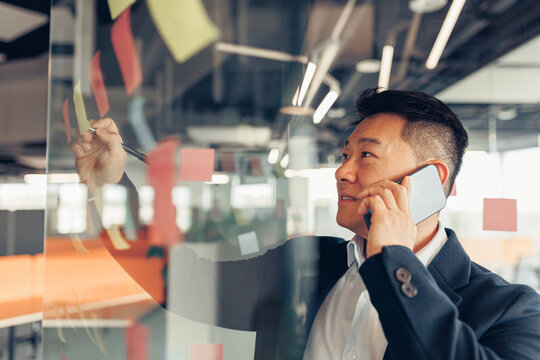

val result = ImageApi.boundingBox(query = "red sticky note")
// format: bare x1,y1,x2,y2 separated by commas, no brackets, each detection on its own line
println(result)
62,98,71,143
250,156,264,176
125,322,149,360
147,138,181,245
111,8,142,95
483,198,517,232
219,152,236,173
450,183,457,196
61,349,66,360
180,149,215,181
189,344,223,360
89,50,110,118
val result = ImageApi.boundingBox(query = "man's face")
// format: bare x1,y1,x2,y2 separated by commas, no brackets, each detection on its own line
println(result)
335,113,419,236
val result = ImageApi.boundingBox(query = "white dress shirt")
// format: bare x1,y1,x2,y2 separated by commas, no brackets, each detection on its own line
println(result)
303,223,448,360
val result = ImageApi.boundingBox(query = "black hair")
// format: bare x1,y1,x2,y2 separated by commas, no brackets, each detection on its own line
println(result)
353,88,469,196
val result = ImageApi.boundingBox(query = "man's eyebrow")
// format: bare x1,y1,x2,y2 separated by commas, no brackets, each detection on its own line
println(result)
343,137,385,147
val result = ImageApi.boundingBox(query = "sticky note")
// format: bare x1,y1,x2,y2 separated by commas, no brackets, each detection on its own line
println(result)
189,344,223,360
483,198,517,232
219,152,236,173
147,139,181,245
126,322,149,360
146,0,220,63
107,0,135,20
128,96,156,151
61,350,66,360
180,149,215,181
238,231,259,255
111,8,142,95
71,234,90,253
62,98,71,143
106,226,131,250
250,156,264,176
73,81,91,135
89,50,110,118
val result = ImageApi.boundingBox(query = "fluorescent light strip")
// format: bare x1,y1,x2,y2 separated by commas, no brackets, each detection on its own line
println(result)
425,0,467,70
378,45,394,90
313,90,339,124
294,62,317,106
280,154,290,168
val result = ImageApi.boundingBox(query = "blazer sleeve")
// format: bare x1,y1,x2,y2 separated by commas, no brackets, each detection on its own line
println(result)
359,245,540,360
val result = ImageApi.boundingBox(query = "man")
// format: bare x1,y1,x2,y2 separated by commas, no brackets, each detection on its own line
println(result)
72,88,540,359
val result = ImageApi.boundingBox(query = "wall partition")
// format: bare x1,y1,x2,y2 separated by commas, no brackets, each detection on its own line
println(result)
43,0,540,359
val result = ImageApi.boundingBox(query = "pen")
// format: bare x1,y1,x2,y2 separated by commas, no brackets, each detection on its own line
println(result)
88,127,148,164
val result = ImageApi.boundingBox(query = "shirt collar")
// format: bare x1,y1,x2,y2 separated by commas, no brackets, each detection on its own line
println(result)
346,221,448,268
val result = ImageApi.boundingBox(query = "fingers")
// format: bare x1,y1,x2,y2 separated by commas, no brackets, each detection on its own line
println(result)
357,179,411,212
357,186,398,213
89,118,123,155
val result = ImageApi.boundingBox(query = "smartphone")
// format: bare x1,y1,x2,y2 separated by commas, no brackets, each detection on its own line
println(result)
364,164,447,229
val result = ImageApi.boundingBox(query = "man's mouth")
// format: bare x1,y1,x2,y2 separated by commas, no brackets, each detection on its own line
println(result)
340,195,357,201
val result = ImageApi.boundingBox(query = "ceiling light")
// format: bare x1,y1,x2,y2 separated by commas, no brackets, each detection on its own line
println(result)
280,154,290,168
327,108,347,118
409,0,448,13
313,90,339,124
205,174,230,185
267,149,279,164
280,106,315,116
496,107,517,121
284,169,297,178
425,0,467,70
0,3,49,42
356,59,381,73
378,45,394,90
293,62,317,106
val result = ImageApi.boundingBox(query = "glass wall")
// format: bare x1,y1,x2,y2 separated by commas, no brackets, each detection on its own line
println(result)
43,0,540,359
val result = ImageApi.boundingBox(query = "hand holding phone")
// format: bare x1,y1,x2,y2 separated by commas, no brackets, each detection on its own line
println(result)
364,164,447,229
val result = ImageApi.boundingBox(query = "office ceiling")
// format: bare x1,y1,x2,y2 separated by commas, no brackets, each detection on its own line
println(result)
1,0,540,175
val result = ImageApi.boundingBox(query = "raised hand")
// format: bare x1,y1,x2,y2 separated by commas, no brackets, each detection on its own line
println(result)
71,118,126,195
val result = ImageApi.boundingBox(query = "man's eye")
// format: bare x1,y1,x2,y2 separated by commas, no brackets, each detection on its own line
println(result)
342,153,350,160
361,152,373,158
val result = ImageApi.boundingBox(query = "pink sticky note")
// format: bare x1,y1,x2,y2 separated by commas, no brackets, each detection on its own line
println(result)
180,149,215,181
111,8,142,95
62,98,71,143
61,350,66,360
89,50,110,118
483,198,517,232
147,139,181,245
125,322,149,360
190,344,223,360
450,183,457,196
219,152,236,173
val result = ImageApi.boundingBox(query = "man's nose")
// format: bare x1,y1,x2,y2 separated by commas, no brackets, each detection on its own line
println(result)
335,162,356,183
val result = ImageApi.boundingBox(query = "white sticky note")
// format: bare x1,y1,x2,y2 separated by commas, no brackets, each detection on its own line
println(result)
238,231,259,256
73,81,91,135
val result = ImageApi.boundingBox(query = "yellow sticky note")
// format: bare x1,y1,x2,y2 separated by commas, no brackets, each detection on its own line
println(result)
73,81,91,135
107,0,136,20
107,226,131,250
146,0,220,63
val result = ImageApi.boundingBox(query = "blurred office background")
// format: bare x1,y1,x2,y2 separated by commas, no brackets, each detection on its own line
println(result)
0,0,539,358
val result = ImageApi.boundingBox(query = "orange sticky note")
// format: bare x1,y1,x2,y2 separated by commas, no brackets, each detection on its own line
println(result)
62,98,71,143
111,8,142,95
147,139,181,245
190,344,223,360
89,50,110,118
483,198,517,231
125,322,149,360
180,149,215,181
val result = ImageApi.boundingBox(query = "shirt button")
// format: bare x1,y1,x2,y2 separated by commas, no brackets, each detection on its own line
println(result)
401,282,418,298
395,267,412,283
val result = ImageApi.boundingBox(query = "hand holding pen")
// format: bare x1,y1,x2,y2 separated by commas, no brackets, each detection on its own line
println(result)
71,118,128,194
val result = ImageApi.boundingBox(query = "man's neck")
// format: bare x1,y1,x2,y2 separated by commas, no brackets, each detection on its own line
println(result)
413,214,440,254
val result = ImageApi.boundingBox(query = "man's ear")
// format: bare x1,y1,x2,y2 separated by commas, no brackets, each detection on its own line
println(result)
427,160,449,186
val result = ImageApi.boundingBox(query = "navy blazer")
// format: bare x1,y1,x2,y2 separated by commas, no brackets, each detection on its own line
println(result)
174,228,540,359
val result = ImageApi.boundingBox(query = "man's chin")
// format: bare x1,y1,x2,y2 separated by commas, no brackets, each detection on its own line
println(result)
336,216,368,237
